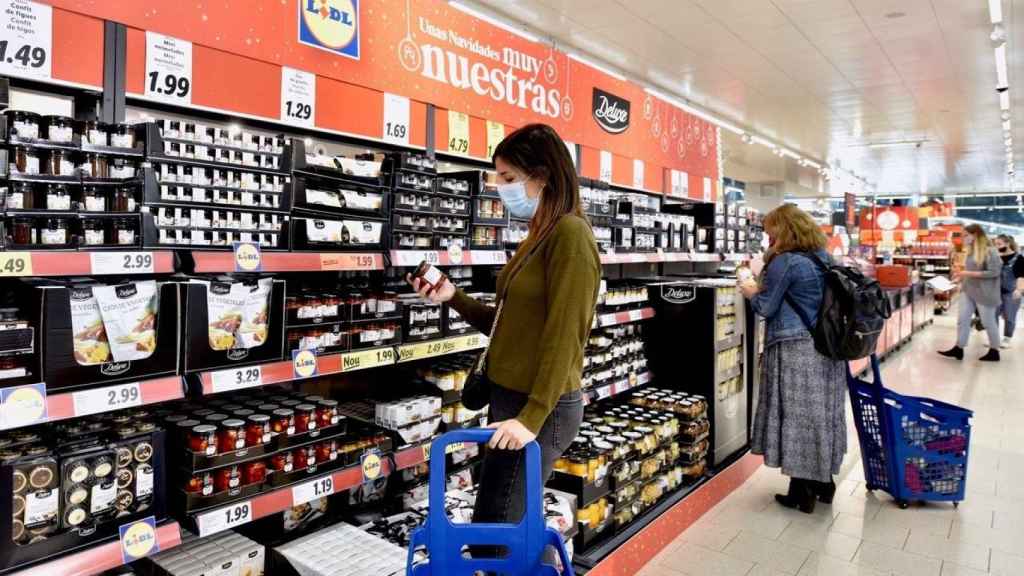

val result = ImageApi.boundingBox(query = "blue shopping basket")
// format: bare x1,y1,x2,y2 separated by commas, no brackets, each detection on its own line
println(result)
406,428,574,576
848,355,973,509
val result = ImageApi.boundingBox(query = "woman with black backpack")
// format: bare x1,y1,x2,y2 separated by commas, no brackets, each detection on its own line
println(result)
738,204,847,514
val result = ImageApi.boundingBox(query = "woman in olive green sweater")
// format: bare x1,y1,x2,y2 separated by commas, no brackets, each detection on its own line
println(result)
410,123,600,528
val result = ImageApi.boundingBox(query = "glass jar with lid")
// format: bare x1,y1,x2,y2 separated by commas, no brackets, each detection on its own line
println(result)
82,186,108,212
10,217,36,245
7,182,35,210
114,217,137,246
82,219,106,246
113,187,136,212
39,218,68,246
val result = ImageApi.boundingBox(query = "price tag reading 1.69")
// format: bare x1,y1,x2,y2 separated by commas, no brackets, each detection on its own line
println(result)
210,365,263,393
197,500,252,537
292,475,334,506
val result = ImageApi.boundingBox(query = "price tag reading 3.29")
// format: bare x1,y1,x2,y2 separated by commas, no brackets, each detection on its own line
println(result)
197,500,252,537
210,365,263,393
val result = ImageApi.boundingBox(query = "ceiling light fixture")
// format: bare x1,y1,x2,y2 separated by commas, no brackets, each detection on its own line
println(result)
741,133,753,144
448,1,539,43
642,86,743,134
1000,91,1011,110
995,44,1009,90
569,52,626,82
1003,111,1013,121
989,0,1004,24
866,140,926,149
804,159,822,170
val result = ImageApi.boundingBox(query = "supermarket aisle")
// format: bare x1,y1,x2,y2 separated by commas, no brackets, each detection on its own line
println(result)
639,314,1024,576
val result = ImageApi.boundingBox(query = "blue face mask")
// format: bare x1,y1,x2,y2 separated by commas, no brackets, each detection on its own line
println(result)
496,180,540,219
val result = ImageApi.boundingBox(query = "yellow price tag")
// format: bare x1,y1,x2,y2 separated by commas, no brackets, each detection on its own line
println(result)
341,347,395,372
485,120,504,159
0,252,32,277
448,111,470,155
421,442,431,462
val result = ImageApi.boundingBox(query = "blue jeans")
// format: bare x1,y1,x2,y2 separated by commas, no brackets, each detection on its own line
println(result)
958,295,999,349
1001,292,1022,338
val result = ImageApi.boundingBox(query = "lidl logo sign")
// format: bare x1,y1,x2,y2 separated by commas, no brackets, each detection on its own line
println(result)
299,0,360,60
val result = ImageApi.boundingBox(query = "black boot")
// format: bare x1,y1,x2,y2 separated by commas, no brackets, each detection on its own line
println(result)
980,348,1001,362
811,479,837,504
938,346,964,360
775,478,816,514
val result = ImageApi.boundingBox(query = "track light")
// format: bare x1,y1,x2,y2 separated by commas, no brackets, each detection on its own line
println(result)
989,0,1003,24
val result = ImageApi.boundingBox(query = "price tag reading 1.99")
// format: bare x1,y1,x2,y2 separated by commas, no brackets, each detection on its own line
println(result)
197,500,252,537
145,32,193,105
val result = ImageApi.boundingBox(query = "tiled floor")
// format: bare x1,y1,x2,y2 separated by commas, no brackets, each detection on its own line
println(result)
638,313,1024,576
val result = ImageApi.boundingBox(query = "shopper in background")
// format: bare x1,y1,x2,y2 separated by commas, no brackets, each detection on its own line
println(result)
408,124,599,533
995,234,1024,348
738,204,846,514
939,224,1003,361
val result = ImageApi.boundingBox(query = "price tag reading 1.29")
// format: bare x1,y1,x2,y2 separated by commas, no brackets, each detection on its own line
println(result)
281,67,316,128
210,365,263,393
197,500,252,537
292,475,334,506
72,382,142,417
145,31,192,104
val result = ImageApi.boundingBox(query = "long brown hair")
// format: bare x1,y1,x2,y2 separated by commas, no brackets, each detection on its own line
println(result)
762,204,827,263
997,233,1019,253
964,224,992,265
493,123,586,278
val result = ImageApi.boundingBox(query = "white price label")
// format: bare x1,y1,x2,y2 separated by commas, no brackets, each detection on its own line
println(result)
383,93,410,146
628,309,644,322
145,32,192,104
597,386,611,400
197,500,252,537
280,67,315,128
73,382,141,417
703,177,712,202
599,150,613,183
565,141,577,167
678,171,689,197
90,252,155,275
670,170,680,196
391,250,436,267
633,159,645,189
471,250,507,265
210,365,263,393
0,1,52,81
292,475,334,506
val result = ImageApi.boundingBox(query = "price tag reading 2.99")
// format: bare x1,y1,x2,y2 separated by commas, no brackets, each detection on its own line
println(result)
72,382,142,417
145,32,193,105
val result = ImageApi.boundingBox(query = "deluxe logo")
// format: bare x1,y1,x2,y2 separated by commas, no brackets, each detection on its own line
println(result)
115,284,138,299
226,349,250,361
298,0,360,60
592,88,630,134
100,361,131,376
662,285,696,304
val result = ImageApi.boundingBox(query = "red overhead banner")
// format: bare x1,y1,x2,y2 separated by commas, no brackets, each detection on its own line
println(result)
44,0,718,188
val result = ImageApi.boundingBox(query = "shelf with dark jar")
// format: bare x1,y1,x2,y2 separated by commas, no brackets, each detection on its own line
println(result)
2,111,145,156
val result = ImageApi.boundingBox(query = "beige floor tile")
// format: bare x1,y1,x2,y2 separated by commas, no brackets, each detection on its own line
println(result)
721,530,812,574
656,541,755,576
949,520,1022,555
939,561,989,576
852,540,943,576
678,522,740,552
747,564,793,576
902,531,990,572
797,553,886,576
707,507,793,540
990,549,1024,576
779,519,863,562
873,506,955,537
831,512,911,548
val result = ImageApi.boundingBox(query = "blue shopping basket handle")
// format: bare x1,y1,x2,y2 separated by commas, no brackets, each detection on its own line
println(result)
407,428,573,576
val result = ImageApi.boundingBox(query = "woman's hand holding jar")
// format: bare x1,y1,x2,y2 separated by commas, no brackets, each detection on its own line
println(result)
406,272,455,303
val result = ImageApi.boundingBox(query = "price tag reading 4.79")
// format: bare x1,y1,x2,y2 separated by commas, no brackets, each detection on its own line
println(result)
197,500,252,537
210,365,263,393
292,475,334,506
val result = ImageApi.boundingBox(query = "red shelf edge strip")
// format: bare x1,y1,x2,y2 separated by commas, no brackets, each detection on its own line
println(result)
8,521,181,576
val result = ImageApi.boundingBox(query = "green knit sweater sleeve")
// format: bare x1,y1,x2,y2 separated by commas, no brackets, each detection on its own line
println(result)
449,288,496,334
517,216,601,434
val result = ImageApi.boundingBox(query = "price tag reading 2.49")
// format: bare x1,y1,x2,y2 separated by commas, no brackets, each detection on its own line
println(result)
197,500,252,537
210,365,263,393
145,32,192,105
0,252,31,277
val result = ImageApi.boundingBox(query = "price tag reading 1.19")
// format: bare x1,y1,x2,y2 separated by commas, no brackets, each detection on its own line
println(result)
197,500,252,537
72,382,142,417
292,475,334,506
210,365,263,393
145,31,193,104
0,0,52,81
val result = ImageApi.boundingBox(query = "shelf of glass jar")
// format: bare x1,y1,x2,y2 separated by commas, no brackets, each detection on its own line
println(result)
582,371,652,406
6,520,182,576
599,252,724,264
0,375,186,432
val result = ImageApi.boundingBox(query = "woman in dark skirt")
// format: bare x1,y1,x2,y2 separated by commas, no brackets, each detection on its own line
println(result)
738,204,847,514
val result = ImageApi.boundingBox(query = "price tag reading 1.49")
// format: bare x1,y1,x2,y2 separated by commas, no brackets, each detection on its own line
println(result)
0,0,52,81
197,500,252,537
292,475,334,506
210,365,263,393
72,383,142,417
0,253,32,277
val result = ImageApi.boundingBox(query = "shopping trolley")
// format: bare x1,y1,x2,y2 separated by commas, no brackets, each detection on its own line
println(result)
406,428,574,575
848,355,973,509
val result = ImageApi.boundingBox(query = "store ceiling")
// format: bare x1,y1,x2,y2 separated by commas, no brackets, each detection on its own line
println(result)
473,0,1017,196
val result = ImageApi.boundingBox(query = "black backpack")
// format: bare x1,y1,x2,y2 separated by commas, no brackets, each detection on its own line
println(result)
784,252,892,361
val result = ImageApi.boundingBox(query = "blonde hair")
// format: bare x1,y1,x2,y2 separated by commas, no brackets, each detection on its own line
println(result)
763,204,828,262
964,224,991,265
